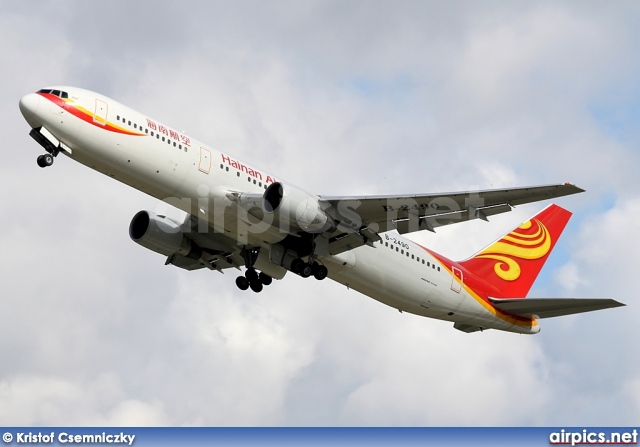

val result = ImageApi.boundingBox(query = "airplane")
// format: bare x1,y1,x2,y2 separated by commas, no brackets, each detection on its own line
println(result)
18,86,624,334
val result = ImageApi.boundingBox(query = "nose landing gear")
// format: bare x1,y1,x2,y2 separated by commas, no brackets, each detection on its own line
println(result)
36,153,55,168
29,127,61,168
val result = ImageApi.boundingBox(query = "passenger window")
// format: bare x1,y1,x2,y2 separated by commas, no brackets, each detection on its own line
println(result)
128,120,131,125
134,124,137,129
422,260,425,264
226,167,229,171
145,129,148,134
237,172,240,177
117,115,120,121
151,131,154,136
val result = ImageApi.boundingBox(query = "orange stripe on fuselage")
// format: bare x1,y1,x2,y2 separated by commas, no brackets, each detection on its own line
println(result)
38,93,145,136
417,245,537,328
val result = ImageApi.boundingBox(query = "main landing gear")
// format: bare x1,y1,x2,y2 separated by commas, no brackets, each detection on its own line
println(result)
36,153,55,168
234,260,327,293
234,246,328,293
290,258,328,281
235,247,274,293
235,268,273,293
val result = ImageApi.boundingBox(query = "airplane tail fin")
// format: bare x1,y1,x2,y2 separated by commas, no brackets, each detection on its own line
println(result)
459,204,572,298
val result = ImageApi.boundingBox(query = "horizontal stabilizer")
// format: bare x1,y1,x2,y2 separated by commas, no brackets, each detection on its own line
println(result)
489,297,625,319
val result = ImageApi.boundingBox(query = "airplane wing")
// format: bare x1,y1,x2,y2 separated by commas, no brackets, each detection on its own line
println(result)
319,183,584,255
164,214,245,272
489,297,625,319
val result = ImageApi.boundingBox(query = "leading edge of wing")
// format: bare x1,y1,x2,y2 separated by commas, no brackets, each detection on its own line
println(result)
489,297,625,319
320,183,584,235
319,182,585,204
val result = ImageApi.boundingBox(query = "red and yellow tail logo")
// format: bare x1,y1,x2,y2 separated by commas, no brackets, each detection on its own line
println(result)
460,204,572,298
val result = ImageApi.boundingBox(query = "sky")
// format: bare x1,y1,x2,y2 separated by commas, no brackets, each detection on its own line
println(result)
1,1,639,426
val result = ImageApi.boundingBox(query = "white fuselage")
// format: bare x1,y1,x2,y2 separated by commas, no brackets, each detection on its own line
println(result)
19,87,538,334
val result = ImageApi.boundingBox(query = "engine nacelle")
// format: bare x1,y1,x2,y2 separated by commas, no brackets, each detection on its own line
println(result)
263,182,334,233
129,211,202,259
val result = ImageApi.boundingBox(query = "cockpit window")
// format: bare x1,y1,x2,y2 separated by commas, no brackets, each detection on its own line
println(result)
37,89,68,98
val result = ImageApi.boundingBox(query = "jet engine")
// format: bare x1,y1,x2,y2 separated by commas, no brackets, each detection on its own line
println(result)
129,211,202,259
262,182,335,233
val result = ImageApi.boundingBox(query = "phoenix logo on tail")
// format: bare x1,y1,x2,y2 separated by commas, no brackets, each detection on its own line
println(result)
475,217,552,282
460,204,570,298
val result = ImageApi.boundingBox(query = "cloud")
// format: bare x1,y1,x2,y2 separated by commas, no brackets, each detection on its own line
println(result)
0,374,168,425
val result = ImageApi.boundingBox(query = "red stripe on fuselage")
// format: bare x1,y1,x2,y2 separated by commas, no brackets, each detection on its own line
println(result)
417,244,533,325
37,93,145,136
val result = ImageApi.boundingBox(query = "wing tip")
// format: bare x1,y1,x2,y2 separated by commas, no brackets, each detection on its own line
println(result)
563,182,586,193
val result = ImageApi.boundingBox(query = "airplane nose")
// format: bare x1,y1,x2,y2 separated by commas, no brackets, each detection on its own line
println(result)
19,93,40,123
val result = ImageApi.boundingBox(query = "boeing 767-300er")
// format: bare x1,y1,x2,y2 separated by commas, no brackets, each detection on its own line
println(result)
18,86,624,334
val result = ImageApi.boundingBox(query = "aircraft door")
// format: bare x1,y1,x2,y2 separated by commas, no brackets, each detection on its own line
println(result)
198,147,211,173
451,266,463,293
420,282,446,316
93,99,108,126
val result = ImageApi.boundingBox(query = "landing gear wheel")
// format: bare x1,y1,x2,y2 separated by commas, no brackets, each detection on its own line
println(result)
235,276,249,291
249,280,263,293
259,272,272,286
312,263,328,280
245,268,259,283
299,263,313,278
37,153,54,168
290,258,304,274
